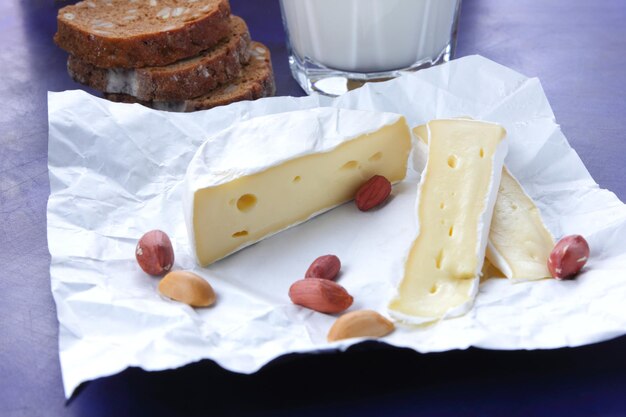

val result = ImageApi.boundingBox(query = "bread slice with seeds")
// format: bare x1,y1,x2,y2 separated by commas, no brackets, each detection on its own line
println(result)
68,15,250,101
55,0,231,69
105,42,275,112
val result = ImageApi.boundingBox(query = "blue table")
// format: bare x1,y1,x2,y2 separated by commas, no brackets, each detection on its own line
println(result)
1,0,625,416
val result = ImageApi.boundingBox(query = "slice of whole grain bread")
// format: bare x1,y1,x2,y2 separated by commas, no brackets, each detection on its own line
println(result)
68,15,250,101
105,42,275,112
55,0,231,69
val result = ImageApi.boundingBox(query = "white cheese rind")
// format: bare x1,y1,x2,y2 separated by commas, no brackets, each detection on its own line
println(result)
485,167,555,281
485,242,513,278
184,108,412,266
412,124,554,282
389,120,508,324
185,108,405,190
412,123,429,173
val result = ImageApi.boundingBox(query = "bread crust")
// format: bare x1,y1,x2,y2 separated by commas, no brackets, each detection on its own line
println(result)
68,16,250,101
55,0,231,69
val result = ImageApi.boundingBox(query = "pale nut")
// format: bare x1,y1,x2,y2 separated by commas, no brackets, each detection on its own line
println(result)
547,234,590,280
135,230,174,276
289,278,353,314
305,254,341,280
158,271,216,307
327,310,395,342
355,175,392,211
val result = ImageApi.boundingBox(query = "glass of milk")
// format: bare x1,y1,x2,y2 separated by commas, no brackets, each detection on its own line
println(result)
279,0,462,96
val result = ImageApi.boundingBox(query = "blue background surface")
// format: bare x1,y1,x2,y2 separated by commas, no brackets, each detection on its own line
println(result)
0,0,625,416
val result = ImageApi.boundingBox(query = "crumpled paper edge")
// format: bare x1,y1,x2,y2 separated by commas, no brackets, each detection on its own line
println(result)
47,55,626,397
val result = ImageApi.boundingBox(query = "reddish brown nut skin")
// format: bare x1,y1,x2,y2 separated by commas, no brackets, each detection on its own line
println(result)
355,175,392,211
289,278,353,314
135,230,175,276
305,255,341,280
547,234,590,280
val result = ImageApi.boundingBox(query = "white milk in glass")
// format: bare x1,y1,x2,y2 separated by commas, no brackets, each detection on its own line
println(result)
280,0,462,95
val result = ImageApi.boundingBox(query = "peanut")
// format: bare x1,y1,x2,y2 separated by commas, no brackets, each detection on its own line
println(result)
355,175,392,211
327,310,395,342
289,278,353,314
135,230,174,276
158,271,216,307
547,234,590,280
305,255,341,280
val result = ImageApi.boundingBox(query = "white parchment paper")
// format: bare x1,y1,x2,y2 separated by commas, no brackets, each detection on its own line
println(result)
48,56,626,397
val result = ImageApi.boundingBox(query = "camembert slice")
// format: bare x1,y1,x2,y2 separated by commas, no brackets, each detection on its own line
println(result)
486,167,554,280
184,108,412,266
413,123,554,281
389,119,507,322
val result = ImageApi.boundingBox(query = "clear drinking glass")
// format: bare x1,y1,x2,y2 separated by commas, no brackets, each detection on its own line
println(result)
279,0,462,96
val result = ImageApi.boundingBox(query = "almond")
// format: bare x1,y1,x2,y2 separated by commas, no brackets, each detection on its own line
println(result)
327,310,395,342
158,270,216,307
135,230,174,276
305,255,341,280
289,278,353,314
355,175,392,211
548,234,590,280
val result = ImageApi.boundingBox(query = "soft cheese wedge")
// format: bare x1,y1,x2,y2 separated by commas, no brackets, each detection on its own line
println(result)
389,119,507,323
184,108,412,266
486,167,554,280
413,123,554,281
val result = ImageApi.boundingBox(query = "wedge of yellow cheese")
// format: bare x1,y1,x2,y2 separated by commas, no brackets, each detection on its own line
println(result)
389,119,507,322
184,108,412,266
414,123,554,281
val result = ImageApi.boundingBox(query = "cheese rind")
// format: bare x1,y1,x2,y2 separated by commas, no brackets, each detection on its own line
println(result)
412,123,429,174
184,108,412,266
389,119,507,323
412,124,555,282
486,167,554,281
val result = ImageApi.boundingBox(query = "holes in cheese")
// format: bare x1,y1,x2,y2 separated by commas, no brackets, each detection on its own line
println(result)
236,194,257,212
435,250,444,269
390,119,507,322
485,167,555,280
368,152,383,162
412,122,555,283
341,160,360,170
184,108,412,266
